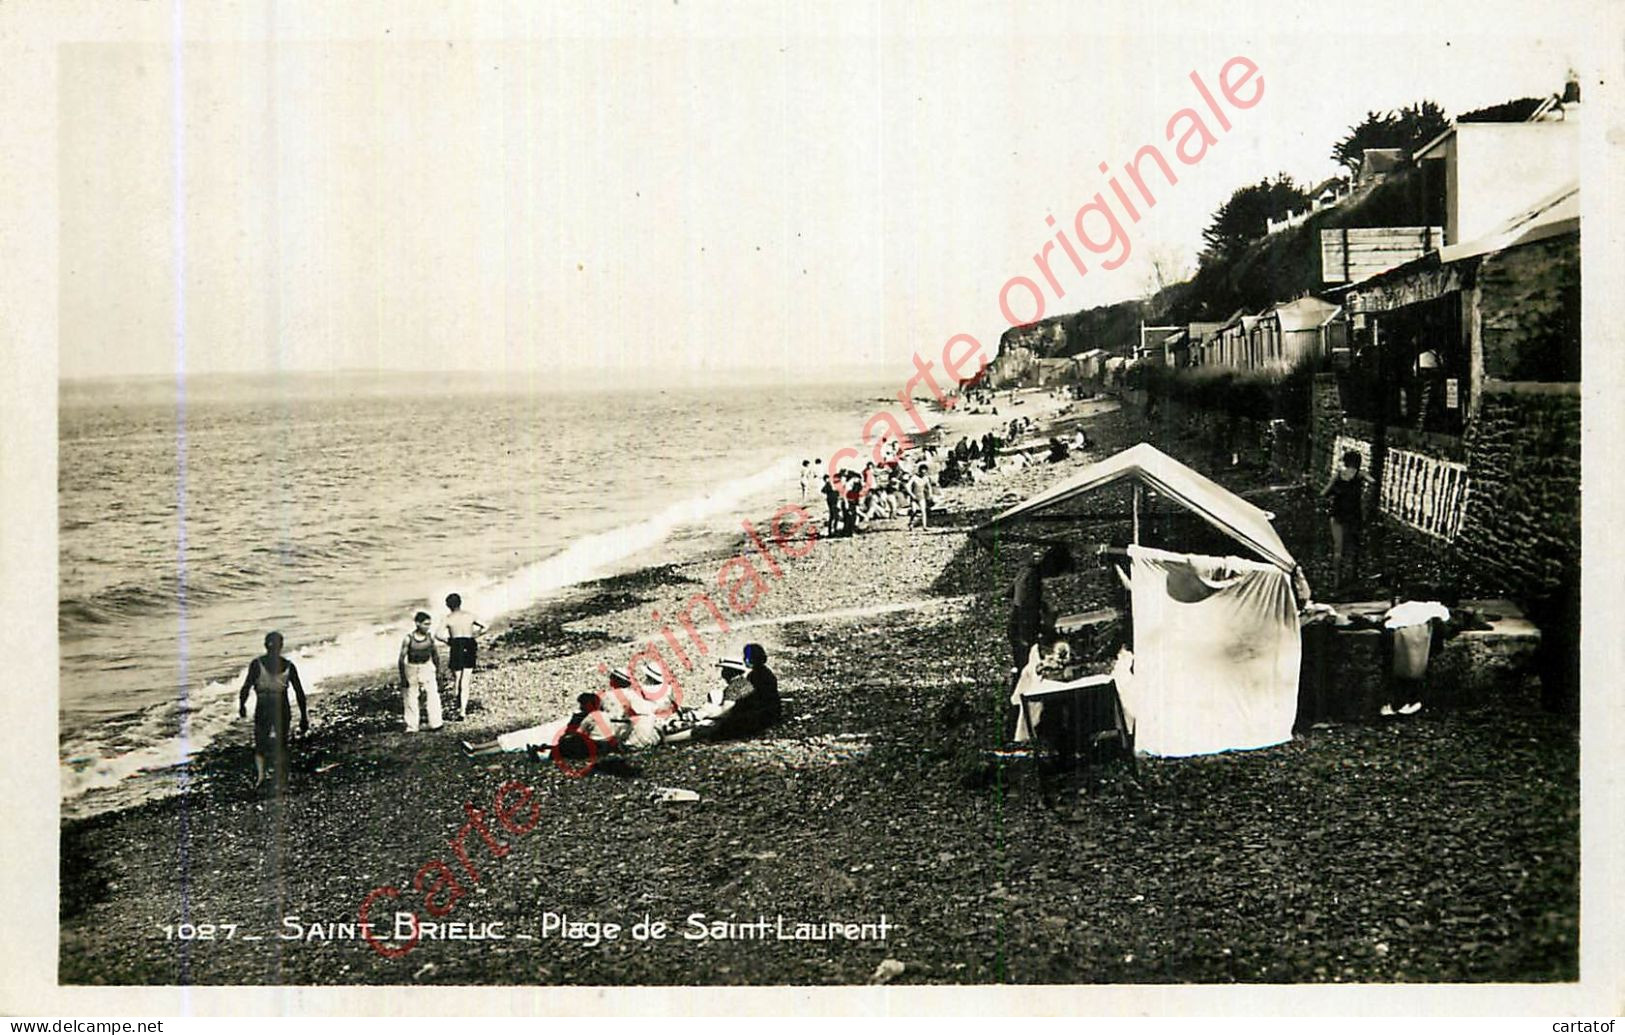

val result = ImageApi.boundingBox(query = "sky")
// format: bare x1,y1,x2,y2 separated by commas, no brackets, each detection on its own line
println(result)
55,2,1584,380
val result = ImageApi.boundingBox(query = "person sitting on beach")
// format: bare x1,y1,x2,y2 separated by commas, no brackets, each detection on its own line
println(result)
856,482,890,528
398,611,445,732
1047,436,1070,463
666,644,780,744
463,692,630,760
438,593,486,722
237,631,309,790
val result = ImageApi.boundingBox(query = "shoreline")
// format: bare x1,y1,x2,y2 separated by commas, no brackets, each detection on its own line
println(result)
59,390,1577,986
59,390,1079,824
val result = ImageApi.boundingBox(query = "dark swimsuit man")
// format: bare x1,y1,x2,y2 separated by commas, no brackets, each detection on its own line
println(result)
690,643,780,741
440,593,486,721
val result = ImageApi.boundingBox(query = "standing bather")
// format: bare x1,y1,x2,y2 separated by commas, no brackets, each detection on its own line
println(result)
237,631,309,790
398,611,445,732
439,592,486,721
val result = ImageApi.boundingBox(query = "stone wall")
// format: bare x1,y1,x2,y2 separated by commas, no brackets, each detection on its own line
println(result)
1454,382,1581,602
1478,233,1581,383
1309,373,1342,484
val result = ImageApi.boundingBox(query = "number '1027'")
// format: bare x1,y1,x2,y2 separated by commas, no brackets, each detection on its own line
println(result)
159,923,238,939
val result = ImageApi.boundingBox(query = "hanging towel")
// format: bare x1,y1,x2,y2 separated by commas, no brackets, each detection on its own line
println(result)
1115,545,1302,756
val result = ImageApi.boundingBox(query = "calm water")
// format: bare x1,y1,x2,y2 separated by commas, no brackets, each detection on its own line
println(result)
59,371,887,817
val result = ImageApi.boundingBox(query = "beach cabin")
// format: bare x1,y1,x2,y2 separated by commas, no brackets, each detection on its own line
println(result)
1257,297,1345,372
1076,348,1111,382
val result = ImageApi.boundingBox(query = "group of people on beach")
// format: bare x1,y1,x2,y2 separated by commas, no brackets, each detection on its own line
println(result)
236,591,789,788
395,593,487,732
818,459,938,535
236,593,485,789
801,411,1098,540
462,643,781,767
234,400,1100,791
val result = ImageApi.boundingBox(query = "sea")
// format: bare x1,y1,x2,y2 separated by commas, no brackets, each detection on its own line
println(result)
59,371,897,820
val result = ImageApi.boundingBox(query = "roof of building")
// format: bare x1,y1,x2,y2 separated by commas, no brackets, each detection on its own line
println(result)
1270,296,1343,333
1456,96,1546,124
1140,325,1183,347
1439,181,1579,263
1359,148,1407,177
1210,309,1249,337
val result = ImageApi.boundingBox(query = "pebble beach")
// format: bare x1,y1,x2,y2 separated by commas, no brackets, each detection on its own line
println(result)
58,392,1578,987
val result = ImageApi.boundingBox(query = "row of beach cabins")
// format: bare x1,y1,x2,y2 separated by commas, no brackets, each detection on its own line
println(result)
993,76,1582,393
992,293,1349,391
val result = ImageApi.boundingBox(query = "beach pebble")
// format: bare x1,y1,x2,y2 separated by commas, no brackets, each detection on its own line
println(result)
869,958,906,984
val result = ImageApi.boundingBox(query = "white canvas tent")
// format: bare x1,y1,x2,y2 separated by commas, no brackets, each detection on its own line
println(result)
981,443,1304,756
977,442,1297,572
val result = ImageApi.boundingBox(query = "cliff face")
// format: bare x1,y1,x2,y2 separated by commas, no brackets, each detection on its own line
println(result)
998,300,1146,361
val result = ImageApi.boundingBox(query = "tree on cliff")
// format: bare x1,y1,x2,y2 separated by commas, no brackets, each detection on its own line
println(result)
1199,175,1309,262
1330,100,1449,173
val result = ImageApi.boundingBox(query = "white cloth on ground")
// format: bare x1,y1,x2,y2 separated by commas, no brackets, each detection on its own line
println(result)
1114,545,1301,757
496,718,569,753
1383,600,1451,629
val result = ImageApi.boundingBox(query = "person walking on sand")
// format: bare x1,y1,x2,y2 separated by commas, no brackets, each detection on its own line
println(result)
799,459,812,501
438,592,486,721
1319,450,1370,595
237,631,309,790
398,611,445,732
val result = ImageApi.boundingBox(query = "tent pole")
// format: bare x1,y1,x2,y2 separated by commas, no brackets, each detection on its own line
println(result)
1132,483,1142,544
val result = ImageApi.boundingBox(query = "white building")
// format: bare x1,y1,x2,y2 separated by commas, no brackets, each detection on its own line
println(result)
1414,95,1579,247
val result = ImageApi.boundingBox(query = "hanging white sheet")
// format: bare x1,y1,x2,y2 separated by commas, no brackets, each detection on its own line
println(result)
1116,544,1302,756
